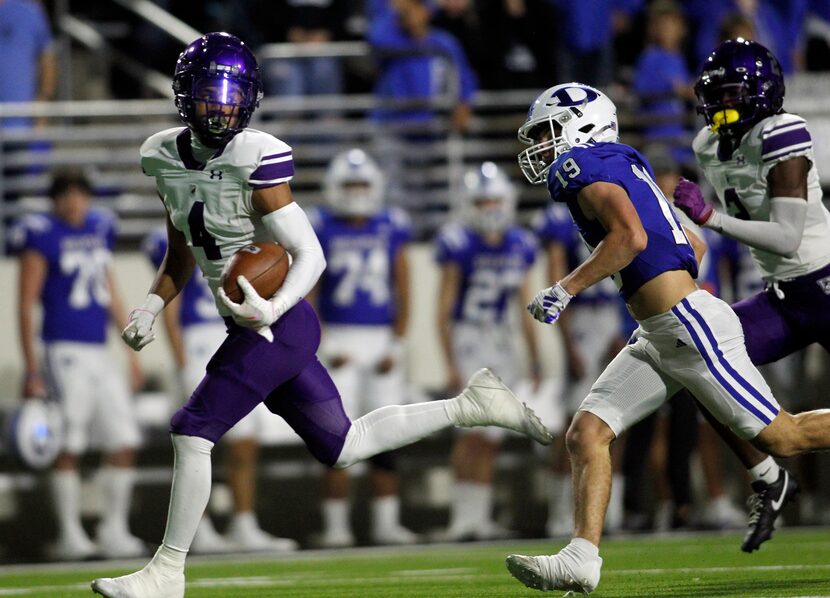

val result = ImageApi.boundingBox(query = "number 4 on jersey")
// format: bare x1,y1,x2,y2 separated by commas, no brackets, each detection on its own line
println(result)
724,188,751,220
188,201,222,260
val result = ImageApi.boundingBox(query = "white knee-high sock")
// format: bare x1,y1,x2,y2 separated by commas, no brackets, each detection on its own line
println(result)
97,466,136,535
322,498,351,536
449,481,492,530
334,401,454,468
50,470,87,540
547,472,572,527
372,496,401,533
160,434,214,553
605,473,624,532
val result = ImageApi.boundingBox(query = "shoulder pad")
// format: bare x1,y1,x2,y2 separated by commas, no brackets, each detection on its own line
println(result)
436,223,470,252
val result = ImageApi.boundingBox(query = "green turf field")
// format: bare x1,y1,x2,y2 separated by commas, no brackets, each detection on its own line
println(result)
1,529,829,597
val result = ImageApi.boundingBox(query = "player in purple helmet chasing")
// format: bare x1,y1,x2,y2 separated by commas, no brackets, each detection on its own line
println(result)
672,38,830,553
504,81,830,595
90,32,552,598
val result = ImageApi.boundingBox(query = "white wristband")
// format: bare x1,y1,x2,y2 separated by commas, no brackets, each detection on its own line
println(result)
140,293,165,316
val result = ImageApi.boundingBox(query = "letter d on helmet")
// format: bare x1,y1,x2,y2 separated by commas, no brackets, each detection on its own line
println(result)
517,83,618,184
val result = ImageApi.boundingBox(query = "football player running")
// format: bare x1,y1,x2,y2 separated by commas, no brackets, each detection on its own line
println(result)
505,82,830,594
673,39,830,552
91,32,552,598
436,162,542,541
143,229,297,553
307,148,420,548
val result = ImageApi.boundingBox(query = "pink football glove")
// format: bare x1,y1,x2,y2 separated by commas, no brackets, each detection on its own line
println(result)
673,178,714,226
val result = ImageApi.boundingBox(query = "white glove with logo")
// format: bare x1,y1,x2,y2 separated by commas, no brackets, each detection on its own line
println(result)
122,294,165,351
217,276,290,342
527,282,573,325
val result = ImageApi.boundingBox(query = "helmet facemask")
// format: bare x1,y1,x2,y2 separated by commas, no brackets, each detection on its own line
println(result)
460,162,517,234
517,118,568,185
175,73,261,147
517,83,618,185
695,80,776,137
324,149,385,217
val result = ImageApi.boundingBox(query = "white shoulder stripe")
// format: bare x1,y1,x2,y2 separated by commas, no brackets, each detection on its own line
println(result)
762,122,806,138
261,155,293,165
762,142,812,161
251,175,293,185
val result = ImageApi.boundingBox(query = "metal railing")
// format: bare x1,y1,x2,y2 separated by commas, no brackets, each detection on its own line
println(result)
4,73,830,250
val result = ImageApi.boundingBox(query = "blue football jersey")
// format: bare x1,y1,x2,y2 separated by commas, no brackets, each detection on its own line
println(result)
547,142,698,300
533,203,618,305
309,207,412,325
142,228,221,327
435,223,537,324
10,209,115,343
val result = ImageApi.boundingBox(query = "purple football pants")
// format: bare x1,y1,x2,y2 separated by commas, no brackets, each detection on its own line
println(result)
732,262,830,365
170,300,352,466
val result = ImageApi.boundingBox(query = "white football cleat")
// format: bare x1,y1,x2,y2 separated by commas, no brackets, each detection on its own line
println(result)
48,532,97,561
546,516,573,538
506,553,602,593
704,495,745,530
96,526,147,559
91,563,184,598
191,518,236,554
455,369,553,445
371,523,421,546
312,528,356,549
226,517,298,552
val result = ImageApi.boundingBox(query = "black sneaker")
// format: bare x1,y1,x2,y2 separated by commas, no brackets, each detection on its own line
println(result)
741,468,800,553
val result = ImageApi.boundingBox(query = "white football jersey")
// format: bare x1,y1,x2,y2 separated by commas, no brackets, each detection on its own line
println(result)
141,127,294,315
693,113,830,282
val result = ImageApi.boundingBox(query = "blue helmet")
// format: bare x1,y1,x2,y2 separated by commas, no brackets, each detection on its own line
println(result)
173,32,263,147
694,39,784,136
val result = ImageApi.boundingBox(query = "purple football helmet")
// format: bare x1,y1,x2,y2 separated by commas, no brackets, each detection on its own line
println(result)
173,32,263,147
694,39,785,136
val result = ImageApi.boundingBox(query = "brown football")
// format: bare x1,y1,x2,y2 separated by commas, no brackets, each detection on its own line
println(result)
220,242,289,304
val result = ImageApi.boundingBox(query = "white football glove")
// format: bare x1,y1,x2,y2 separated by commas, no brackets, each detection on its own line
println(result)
527,282,573,325
217,276,290,342
122,294,165,351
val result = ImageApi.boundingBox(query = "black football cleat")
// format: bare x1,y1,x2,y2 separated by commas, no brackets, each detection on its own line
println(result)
741,468,800,553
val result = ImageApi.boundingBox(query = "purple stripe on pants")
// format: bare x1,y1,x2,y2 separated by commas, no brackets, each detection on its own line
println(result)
170,300,352,465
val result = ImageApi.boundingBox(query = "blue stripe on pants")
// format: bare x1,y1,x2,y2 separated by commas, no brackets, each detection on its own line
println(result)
681,298,778,417
671,304,772,425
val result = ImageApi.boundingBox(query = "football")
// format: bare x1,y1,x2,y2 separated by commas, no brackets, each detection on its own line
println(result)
220,242,289,304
